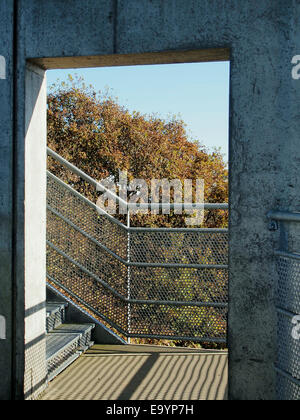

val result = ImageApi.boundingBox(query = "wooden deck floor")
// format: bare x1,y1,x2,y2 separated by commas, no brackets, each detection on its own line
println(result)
40,345,228,401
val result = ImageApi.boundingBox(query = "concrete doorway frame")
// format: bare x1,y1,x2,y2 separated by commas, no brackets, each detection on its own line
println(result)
23,48,231,400
3,1,291,401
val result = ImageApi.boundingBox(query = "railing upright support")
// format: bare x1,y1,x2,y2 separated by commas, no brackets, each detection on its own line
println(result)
127,209,131,344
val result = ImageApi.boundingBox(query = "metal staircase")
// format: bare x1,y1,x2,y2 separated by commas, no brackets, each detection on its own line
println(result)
46,147,229,358
46,301,95,381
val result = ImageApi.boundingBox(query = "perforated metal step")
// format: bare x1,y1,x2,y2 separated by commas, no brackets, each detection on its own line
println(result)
46,302,68,333
46,323,94,382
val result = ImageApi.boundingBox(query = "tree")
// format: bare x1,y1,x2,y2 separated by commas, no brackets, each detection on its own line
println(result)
47,76,228,348
47,76,228,228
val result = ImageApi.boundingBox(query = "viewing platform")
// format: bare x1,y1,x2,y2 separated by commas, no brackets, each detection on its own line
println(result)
40,344,228,401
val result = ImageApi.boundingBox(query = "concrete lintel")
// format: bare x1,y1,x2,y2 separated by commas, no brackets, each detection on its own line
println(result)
28,48,230,70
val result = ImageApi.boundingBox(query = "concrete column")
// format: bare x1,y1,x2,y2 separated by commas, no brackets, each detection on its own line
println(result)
23,64,47,400
0,0,14,401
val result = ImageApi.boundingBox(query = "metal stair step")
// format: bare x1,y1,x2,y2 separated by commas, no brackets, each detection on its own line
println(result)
46,302,68,318
46,302,68,333
46,323,95,382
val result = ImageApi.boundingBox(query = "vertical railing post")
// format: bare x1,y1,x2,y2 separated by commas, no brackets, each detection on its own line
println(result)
127,209,131,344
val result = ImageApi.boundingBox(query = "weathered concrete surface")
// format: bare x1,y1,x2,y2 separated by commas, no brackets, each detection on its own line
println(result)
2,0,300,399
0,0,14,401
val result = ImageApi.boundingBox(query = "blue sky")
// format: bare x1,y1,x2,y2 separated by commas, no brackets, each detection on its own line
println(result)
47,61,230,162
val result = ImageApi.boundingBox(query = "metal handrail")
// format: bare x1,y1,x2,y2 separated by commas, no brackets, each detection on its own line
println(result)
47,147,128,208
47,147,228,213
47,240,226,308
268,210,300,223
130,227,228,233
128,202,229,210
47,204,127,264
47,203,228,269
274,250,300,261
48,170,228,234
47,148,229,344
47,170,128,229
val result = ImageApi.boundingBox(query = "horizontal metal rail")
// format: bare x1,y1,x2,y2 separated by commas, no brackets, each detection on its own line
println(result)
48,272,227,344
277,307,298,319
47,147,228,213
275,250,300,262
126,333,226,344
128,262,228,269
128,202,229,211
268,210,300,223
47,240,226,308
129,227,228,233
128,299,228,308
48,204,228,270
274,366,300,388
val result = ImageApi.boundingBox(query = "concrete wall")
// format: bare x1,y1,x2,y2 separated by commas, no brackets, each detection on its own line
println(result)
1,0,300,399
0,0,14,401
23,64,47,400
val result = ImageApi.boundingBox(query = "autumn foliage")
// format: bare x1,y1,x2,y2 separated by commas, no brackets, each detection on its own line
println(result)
47,76,228,227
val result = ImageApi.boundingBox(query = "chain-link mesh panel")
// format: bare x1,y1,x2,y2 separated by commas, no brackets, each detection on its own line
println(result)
47,173,128,260
47,209,128,296
47,162,228,344
277,311,300,380
128,231,228,341
128,303,227,341
130,230,228,265
275,253,300,400
47,245,128,333
277,256,300,314
276,371,300,401
129,266,228,304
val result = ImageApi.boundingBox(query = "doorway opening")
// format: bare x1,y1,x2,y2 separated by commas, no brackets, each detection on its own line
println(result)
29,50,231,399
46,60,230,347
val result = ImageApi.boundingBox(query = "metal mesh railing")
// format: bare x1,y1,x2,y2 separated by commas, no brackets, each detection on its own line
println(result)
268,211,300,400
129,229,228,265
47,172,128,260
276,256,300,315
47,148,229,344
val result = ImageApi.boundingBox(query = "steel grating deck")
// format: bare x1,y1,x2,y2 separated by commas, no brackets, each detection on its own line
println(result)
40,345,228,401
